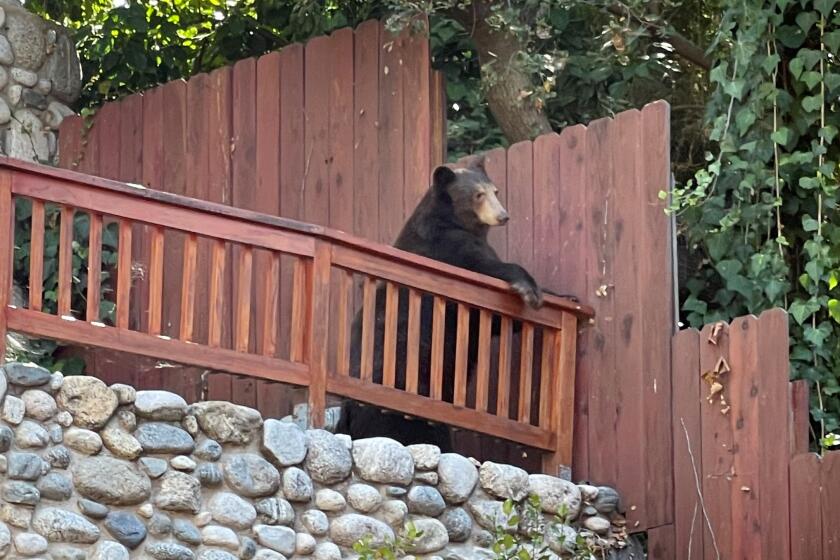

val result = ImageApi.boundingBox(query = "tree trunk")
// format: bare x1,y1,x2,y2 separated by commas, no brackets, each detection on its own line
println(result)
451,2,553,143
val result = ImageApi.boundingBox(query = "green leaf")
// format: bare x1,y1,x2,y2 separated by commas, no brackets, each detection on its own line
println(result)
820,125,839,144
829,299,840,322
789,57,804,79
736,109,756,135
803,215,820,231
777,25,806,48
801,71,823,89
795,11,818,32
723,79,747,100
825,30,840,53
803,95,823,112
815,0,838,17
830,271,839,290
716,259,743,280
771,127,791,145
790,300,818,324
827,73,840,92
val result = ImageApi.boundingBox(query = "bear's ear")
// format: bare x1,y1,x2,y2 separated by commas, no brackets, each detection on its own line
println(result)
432,166,456,194
461,153,487,173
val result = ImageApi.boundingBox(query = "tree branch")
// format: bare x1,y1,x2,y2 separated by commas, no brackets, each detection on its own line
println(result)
606,3,712,70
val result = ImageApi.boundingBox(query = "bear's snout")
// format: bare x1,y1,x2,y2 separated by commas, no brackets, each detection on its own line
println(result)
497,212,509,225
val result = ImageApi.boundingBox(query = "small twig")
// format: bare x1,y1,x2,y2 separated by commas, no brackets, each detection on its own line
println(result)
688,502,698,560
681,417,721,560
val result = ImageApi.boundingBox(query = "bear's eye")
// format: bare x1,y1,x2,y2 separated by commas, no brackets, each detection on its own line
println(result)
494,188,499,194
475,192,485,201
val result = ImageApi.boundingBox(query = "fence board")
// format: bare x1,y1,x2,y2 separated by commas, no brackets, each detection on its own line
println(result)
402,21,431,215
583,118,617,488
647,524,675,560
757,309,791,560
96,102,122,181
822,451,840,560
304,36,332,228
699,321,732,560
378,27,405,244
789,453,822,560
58,115,82,170
353,20,381,245
506,141,535,278
484,147,508,260
639,101,674,527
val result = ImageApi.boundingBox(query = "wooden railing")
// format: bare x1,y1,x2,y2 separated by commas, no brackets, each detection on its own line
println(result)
0,158,593,470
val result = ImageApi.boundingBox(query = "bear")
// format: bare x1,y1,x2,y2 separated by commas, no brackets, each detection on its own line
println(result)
334,154,547,451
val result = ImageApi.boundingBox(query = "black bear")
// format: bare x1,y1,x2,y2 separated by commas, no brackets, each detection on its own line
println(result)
334,155,545,450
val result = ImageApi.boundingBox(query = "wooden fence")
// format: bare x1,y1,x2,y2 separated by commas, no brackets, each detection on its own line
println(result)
0,157,590,471
56,18,676,540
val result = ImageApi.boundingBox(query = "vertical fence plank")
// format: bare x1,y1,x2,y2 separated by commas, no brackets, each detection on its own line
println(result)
382,282,399,388
147,226,164,337
700,321,733,560
671,328,704,560
353,20,380,242
234,247,253,354
790,379,811,456
532,134,561,288
454,304,470,407
261,253,281,358
57,206,74,317
517,323,534,423
208,239,226,349
640,101,675,526
307,242,331,427
329,28,355,232
180,234,198,342
430,296,446,401
542,314,578,473
334,269,353,376
304,36,332,228
647,525,676,560
85,213,102,322
359,276,376,381
757,309,791,560
28,200,44,313
484,147,508,260
429,69,446,170
120,94,146,340
728,316,762,559
506,141,535,278
58,116,83,171
116,220,132,330
497,317,512,418
405,288,421,393
475,310,492,412
789,453,823,560
378,25,405,244
279,44,305,361
96,102,122,180
402,17,431,214
822,451,840,560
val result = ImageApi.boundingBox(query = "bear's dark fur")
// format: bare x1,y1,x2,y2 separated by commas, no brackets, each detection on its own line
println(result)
334,155,545,450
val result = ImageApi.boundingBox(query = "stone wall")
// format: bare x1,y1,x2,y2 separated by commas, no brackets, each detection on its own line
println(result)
0,0,81,164
0,361,630,559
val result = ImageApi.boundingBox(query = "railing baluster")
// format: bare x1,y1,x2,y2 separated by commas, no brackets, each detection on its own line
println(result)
28,200,45,312
359,276,377,381
261,252,281,357
454,303,470,407
475,309,492,412
235,246,253,353
497,316,512,418
307,241,332,428
430,296,446,401
518,322,534,423
542,313,579,473
116,218,132,329
539,328,554,429
405,288,421,393
85,213,102,321
180,233,198,341
57,206,74,317
0,172,12,360
335,269,352,375
208,239,226,347
290,257,309,362
382,282,399,387
148,225,164,335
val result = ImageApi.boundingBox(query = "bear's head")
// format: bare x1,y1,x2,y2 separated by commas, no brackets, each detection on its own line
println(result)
432,155,509,232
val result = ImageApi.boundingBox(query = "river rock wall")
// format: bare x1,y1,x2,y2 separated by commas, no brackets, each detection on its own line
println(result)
0,362,629,559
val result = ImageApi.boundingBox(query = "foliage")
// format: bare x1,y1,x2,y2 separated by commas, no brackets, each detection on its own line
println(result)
351,521,422,560
670,0,840,448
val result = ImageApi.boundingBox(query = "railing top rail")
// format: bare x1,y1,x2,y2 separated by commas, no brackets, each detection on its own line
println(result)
0,157,594,320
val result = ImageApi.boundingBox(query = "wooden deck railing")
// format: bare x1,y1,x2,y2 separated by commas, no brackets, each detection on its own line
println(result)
0,158,593,470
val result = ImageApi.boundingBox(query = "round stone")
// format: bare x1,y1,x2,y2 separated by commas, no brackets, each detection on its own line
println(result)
21,389,57,420
437,454,478,504
330,514,394,548
46,445,72,469
51,545,89,560
90,540,130,560
196,463,224,487
594,486,621,514
110,384,136,405
56,411,74,427
296,532,316,555
255,497,294,526
469,500,509,530
2,362,51,386
104,511,147,549
101,425,143,460
347,483,382,513
407,485,446,516
583,515,611,534
57,376,118,429
149,512,171,537
14,532,48,555
253,550,285,560
379,499,408,527
2,396,25,425
415,472,439,485
479,461,529,501
78,499,109,519
439,507,472,542
48,423,64,444
194,439,223,461
172,519,202,545
171,456,197,471
352,437,414,485
37,472,73,501
194,511,212,526
301,509,328,536
253,525,295,556
578,484,599,502
73,457,152,505
208,492,256,530
135,423,195,455
137,504,154,519
407,444,441,470
182,415,199,437
189,401,262,444
261,419,307,467
4,11,46,69
2,481,39,505
135,390,188,421
547,524,578,554
139,457,169,479
281,467,312,502
528,474,582,518
406,518,449,554
65,428,103,455
313,542,341,560
116,410,137,431
202,525,240,550
15,420,49,448
0,426,13,452
315,488,346,512
198,551,237,560
155,471,202,513
145,542,196,560
49,372,64,391
7,452,47,480
32,507,101,543
305,429,352,484
222,454,280,498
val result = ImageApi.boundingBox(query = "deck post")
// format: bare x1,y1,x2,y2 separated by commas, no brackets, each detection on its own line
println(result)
307,240,332,428
542,312,579,477
0,171,12,363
